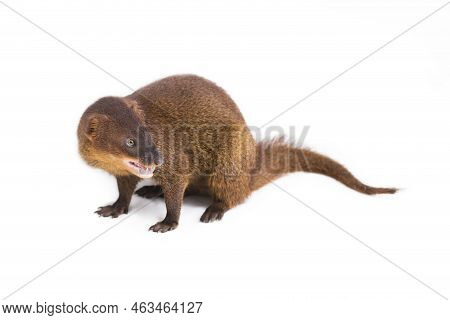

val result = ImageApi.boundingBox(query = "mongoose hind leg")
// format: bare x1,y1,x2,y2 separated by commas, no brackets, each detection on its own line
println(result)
135,185,207,199
201,175,251,223
200,201,229,223
135,185,164,199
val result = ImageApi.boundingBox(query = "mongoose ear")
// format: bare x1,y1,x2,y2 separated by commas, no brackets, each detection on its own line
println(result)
125,99,145,122
84,114,108,141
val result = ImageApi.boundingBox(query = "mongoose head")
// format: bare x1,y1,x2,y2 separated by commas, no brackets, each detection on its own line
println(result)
77,97,163,179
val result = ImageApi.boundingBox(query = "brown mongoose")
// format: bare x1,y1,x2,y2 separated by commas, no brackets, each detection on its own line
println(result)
77,74,396,232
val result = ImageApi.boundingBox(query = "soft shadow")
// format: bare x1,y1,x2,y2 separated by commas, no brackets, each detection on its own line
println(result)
183,195,211,208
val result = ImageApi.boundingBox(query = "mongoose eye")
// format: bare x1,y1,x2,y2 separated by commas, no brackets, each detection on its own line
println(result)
126,138,136,147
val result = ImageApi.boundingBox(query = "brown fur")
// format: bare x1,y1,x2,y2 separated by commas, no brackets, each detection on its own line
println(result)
251,138,396,194
78,74,396,232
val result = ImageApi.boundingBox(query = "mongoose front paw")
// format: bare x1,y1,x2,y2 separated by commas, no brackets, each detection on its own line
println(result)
149,220,178,233
95,205,128,218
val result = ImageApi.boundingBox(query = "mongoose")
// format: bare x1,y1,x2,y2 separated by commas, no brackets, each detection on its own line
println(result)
78,75,396,232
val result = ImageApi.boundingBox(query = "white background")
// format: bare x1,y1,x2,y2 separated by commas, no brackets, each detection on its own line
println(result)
0,0,449,319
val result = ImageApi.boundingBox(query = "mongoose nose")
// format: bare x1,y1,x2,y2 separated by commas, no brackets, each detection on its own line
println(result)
140,148,163,166
154,154,164,166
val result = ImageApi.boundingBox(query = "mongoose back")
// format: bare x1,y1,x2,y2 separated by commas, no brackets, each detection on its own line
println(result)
78,74,396,232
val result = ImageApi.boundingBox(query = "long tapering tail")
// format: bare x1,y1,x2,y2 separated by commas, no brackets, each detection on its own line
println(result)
251,139,396,195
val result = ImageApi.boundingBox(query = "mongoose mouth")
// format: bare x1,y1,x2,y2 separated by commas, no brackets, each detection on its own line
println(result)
124,159,156,178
